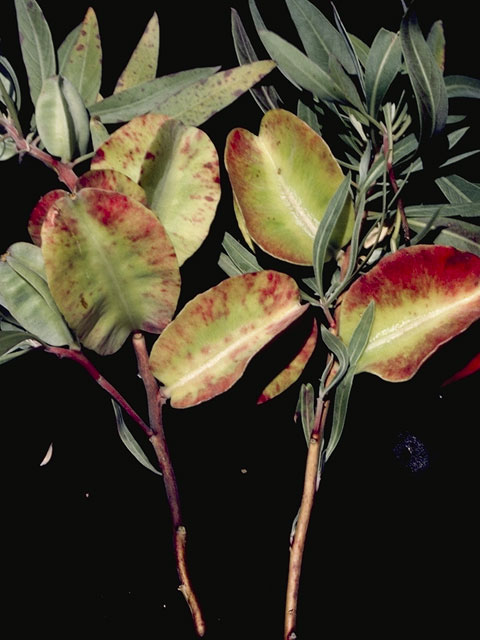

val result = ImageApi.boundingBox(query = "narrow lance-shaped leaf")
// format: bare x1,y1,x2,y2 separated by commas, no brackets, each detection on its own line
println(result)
365,28,401,118
60,8,102,106
445,75,480,100
298,382,315,445
139,119,221,265
284,0,356,74
14,0,56,105
408,217,480,257
153,61,276,126
427,20,445,72
338,245,480,381
435,175,480,204
114,13,160,94
149,271,309,408
400,8,448,138
225,109,353,265
41,189,180,355
258,30,345,103
257,318,318,404
231,8,281,113
89,67,219,124
111,400,161,476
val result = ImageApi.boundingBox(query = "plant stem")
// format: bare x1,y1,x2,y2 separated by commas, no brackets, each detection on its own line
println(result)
44,345,153,437
284,395,330,640
132,332,206,638
382,131,410,244
0,116,78,191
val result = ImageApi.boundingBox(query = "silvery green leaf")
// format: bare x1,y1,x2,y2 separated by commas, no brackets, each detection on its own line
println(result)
284,0,356,74
112,400,161,476
14,0,56,106
426,20,445,71
231,8,281,113
89,117,109,151
408,216,480,256
447,127,469,150
319,326,349,394
440,149,480,169
57,23,81,74
328,56,365,112
221,232,262,274
330,3,365,88
365,29,401,118
0,55,21,109
296,99,322,134
400,8,448,138
445,75,480,100
406,203,480,218
435,175,480,204
89,67,219,123
299,382,315,446
348,33,370,67
313,173,351,299
218,253,243,278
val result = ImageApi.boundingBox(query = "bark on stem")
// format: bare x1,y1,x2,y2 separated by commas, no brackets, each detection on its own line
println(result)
132,332,206,638
284,396,330,640
44,345,152,437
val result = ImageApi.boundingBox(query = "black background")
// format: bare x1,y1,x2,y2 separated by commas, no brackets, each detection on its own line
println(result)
2,1,478,638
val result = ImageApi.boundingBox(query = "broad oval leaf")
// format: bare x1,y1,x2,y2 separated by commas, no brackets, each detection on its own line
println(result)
28,189,68,246
225,109,354,265
139,119,220,265
114,13,160,94
76,169,148,205
149,271,308,408
14,0,56,106
0,242,74,347
338,245,480,381
41,189,180,355
257,317,318,404
36,75,75,160
60,7,102,107
91,113,170,182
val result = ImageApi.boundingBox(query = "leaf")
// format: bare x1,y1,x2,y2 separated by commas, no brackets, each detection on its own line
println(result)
325,301,375,461
435,175,480,204
298,382,315,445
231,8,281,113
257,30,345,103
313,173,352,297
151,61,276,126
28,189,68,246
0,329,38,357
427,20,445,72
138,119,221,265
89,67,219,123
60,8,102,107
0,55,22,109
328,56,365,112
319,326,349,394
257,317,318,404
445,75,480,100
338,245,480,381
365,28,401,118
149,271,309,408
111,400,161,475
57,23,81,75
284,0,356,74
225,109,354,265
221,232,262,274
35,75,89,160
76,169,148,206
91,113,171,182
89,117,109,150
296,99,322,134
0,242,75,347
400,8,448,138
408,217,480,256
441,353,480,387
14,0,56,106
114,13,159,94
348,33,370,67
41,189,180,355
406,203,480,218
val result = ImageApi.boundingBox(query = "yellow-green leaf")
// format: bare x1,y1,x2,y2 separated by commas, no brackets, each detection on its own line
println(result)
150,271,308,408
225,109,353,265
114,13,159,94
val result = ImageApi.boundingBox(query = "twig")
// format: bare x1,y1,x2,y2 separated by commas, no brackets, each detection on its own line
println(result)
284,395,330,640
132,332,206,637
383,131,410,244
44,345,153,437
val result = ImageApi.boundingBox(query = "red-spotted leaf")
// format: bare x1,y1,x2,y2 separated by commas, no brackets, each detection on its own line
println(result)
28,189,68,246
225,109,353,265
76,169,148,205
41,188,180,355
257,317,318,404
91,113,170,182
338,245,480,381
149,271,309,408
139,119,220,265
